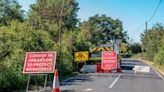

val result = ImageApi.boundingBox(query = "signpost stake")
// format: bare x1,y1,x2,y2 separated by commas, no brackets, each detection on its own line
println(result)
35,76,39,91
26,74,50,92
26,75,31,92
44,74,48,91
76,62,78,70
48,74,53,88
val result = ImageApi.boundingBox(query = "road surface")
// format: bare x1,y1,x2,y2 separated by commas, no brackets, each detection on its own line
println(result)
60,59,164,92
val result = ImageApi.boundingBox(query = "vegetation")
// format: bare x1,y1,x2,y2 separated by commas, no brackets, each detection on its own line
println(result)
129,23,164,71
119,42,142,58
0,0,128,91
141,24,164,61
1,0,163,91
81,14,128,46
0,0,24,25
0,21,54,91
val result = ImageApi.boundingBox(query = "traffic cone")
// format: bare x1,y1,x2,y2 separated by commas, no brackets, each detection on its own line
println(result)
52,69,60,92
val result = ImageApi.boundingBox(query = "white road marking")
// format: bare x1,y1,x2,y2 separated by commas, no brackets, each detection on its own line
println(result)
141,60,164,80
151,66,164,80
109,74,121,88
84,88,93,91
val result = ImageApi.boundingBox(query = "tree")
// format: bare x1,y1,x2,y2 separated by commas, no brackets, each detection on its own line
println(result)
80,14,127,46
28,0,80,78
141,23,164,61
120,43,132,57
131,43,142,54
0,0,24,25
0,21,54,91
28,0,79,31
154,36,164,66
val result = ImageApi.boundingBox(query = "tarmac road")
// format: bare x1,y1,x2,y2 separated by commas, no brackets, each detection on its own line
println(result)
60,59,164,92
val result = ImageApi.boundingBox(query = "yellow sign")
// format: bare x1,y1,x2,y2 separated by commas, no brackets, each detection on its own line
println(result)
90,47,113,52
74,51,89,61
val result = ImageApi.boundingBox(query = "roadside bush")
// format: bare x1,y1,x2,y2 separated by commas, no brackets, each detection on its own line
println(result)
141,24,164,61
154,37,164,66
0,21,54,91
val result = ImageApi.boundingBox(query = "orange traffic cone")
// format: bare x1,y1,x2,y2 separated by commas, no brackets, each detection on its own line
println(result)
52,69,60,92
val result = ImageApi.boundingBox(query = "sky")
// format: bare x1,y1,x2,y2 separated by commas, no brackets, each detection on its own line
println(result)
18,0,164,43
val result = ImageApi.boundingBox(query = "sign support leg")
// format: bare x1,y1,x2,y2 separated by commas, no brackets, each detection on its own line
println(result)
35,76,39,91
77,62,78,70
48,74,53,89
26,75,31,92
44,74,48,91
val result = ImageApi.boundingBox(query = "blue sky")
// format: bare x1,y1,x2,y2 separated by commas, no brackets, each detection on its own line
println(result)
18,0,164,43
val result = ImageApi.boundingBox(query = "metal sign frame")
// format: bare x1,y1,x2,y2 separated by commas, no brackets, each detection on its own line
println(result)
26,74,52,92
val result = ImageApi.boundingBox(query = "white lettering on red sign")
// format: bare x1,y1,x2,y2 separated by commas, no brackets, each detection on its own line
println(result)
23,52,56,73
101,51,117,70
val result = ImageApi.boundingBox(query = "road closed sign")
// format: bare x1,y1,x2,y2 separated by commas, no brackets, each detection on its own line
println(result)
101,51,117,70
23,52,56,73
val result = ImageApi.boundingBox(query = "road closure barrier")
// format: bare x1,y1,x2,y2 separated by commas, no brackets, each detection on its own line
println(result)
133,65,150,73
52,69,60,92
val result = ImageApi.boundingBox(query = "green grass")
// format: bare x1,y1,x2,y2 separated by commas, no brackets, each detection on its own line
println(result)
130,53,147,60
89,57,101,61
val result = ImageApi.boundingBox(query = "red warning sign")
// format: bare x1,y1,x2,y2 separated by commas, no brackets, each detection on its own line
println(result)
23,52,56,73
101,51,117,70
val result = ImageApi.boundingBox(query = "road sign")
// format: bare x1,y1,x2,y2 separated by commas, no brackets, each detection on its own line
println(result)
23,52,56,73
98,44,113,47
74,51,89,61
101,51,117,70
90,47,113,52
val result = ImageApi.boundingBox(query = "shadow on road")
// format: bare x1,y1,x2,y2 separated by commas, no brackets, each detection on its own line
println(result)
60,74,93,86
60,73,119,92
121,59,141,70
121,74,162,80
61,89,76,92
61,73,118,86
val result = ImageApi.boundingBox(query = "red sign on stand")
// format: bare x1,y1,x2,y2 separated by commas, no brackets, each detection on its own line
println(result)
101,51,117,70
23,52,56,73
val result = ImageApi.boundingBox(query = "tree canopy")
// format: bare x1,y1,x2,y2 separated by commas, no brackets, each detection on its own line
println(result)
80,14,127,46
141,23,164,61
0,0,24,25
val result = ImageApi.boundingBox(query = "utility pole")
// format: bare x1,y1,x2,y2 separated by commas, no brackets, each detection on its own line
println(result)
58,0,65,54
58,0,65,70
146,21,148,31
40,0,45,19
